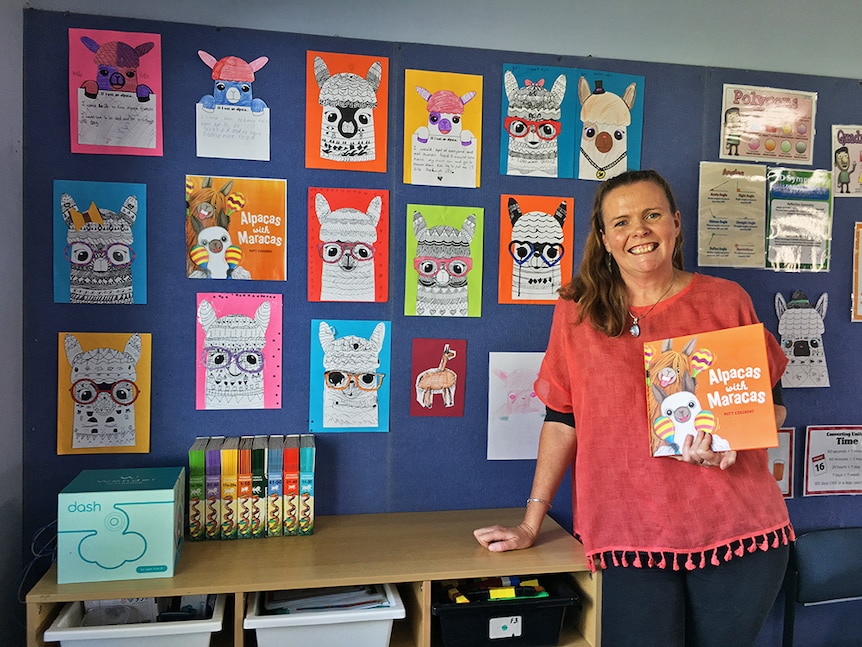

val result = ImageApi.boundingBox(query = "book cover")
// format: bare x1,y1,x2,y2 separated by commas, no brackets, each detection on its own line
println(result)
644,323,777,456
236,436,253,539
266,435,284,537
283,434,300,536
204,436,224,540
299,434,316,535
251,435,268,539
187,436,209,541
219,436,240,539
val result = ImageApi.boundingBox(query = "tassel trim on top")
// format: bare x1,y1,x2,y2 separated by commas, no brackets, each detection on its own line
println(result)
586,523,795,573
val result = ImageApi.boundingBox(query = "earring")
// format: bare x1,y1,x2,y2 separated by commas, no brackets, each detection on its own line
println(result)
606,252,613,273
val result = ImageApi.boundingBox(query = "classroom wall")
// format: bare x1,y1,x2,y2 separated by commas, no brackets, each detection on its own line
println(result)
11,2,862,645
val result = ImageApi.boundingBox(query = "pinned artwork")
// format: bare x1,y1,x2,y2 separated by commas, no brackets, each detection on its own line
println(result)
309,320,391,432
57,332,152,454
53,180,147,305
487,352,545,460
306,51,389,172
195,50,271,161
410,338,467,417
775,290,830,388
195,293,283,410
68,28,162,155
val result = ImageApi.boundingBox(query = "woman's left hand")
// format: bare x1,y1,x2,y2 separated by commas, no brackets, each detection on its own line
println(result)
681,431,736,470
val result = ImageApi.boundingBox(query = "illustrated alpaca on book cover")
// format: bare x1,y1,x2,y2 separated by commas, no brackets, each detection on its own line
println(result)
319,321,386,428
60,192,138,305
651,372,730,456
507,197,566,300
503,71,566,176
315,193,381,302
577,76,636,180
197,299,270,409
64,333,142,448
412,211,476,317
313,55,382,162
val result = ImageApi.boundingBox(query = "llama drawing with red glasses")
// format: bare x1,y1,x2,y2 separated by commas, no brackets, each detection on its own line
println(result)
503,71,567,177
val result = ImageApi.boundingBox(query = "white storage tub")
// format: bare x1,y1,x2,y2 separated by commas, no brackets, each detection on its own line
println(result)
244,582,405,647
43,594,225,647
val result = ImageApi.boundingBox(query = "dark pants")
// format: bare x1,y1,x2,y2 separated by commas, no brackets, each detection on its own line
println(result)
601,544,789,646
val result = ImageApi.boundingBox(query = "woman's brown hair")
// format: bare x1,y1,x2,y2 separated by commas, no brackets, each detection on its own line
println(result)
559,169,685,337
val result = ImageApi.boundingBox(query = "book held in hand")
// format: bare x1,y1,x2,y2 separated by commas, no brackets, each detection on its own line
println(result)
644,323,777,457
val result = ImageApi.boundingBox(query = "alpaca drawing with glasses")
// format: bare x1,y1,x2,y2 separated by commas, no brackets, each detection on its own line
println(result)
507,197,566,300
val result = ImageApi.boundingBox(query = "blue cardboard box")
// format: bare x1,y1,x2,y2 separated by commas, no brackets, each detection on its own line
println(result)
57,467,185,584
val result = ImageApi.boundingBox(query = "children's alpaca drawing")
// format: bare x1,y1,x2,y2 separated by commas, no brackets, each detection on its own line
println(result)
79,36,155,101
775,290,830,387
198,299,270,409
503,72,566,176
507,197,566,300
313,55,382,162
60,192,137,304
65,333,142,448
315,193,381,302
413,87,476,146
651,372,729,456
318,322,386,428
493,367,544,419
415,344,458,408
413,211,476,317
577,76,636,180
197,50,269,114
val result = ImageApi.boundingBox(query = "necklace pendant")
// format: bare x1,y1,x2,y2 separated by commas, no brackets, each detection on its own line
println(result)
629,320,640,337
596,169,606,180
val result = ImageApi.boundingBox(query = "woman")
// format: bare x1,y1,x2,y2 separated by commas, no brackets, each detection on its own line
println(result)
474,170,791,646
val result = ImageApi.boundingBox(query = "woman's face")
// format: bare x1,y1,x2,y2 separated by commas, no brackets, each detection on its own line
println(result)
600,180,680,280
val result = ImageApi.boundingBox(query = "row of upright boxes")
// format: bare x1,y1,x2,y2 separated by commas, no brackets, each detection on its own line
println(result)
187,434,316,541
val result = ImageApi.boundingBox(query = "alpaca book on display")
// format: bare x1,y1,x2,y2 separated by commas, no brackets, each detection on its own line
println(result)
644,323,778,457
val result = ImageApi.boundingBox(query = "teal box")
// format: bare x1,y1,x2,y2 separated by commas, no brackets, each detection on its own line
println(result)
57,467,185,584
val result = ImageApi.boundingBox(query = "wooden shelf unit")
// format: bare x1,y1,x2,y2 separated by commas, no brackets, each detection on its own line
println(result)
27,508,601,646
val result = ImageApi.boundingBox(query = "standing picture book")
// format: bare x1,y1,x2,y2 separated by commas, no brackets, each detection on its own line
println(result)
644,323,777,457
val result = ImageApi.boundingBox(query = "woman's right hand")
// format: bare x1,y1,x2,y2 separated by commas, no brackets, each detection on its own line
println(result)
473,522,538,552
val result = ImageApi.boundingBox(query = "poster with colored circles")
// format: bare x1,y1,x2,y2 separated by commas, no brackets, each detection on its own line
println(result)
719,84,815,165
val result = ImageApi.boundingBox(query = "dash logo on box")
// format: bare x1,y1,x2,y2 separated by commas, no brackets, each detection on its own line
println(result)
67,500,102,513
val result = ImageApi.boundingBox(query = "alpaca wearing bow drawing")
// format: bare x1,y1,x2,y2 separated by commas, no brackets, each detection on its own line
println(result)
652,372,729,456
775,290,829,387
413,212,476,317
65,333,142,448
319,322,386,428
416,344,457,408
313,56,382,162
577,76,636,180
503,71,566,176
507,197,566,300
315,193,381,302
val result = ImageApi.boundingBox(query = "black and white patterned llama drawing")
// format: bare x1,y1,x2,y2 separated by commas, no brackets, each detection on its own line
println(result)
507,197,566,300
313,55,382,163
412,211,477,317
60,192,138,304
775,290,830,388
503,71,567,177
318,321,386,428
65,333,142,448
315,192,382,302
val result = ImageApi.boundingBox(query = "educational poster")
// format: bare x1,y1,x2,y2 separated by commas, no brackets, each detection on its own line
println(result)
195,293,283,410
309,319,391,432
766,167,832,272
831,125,862,196
410,338,467,417
195,49,271,161
305,51,389,172
487,352,545,460
804,425,862,496
719,84,815,164
57,332,152,454
767,427,794,497
404,69,482,188
53,180,147,305
68,28,163,155
186,175,287,281
499,194,574,304
576,69,644,181
405,204,484,317
696,161,767,268
500,64,574,178
307,187,389,303
853,223,862,322
775,290,830,388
